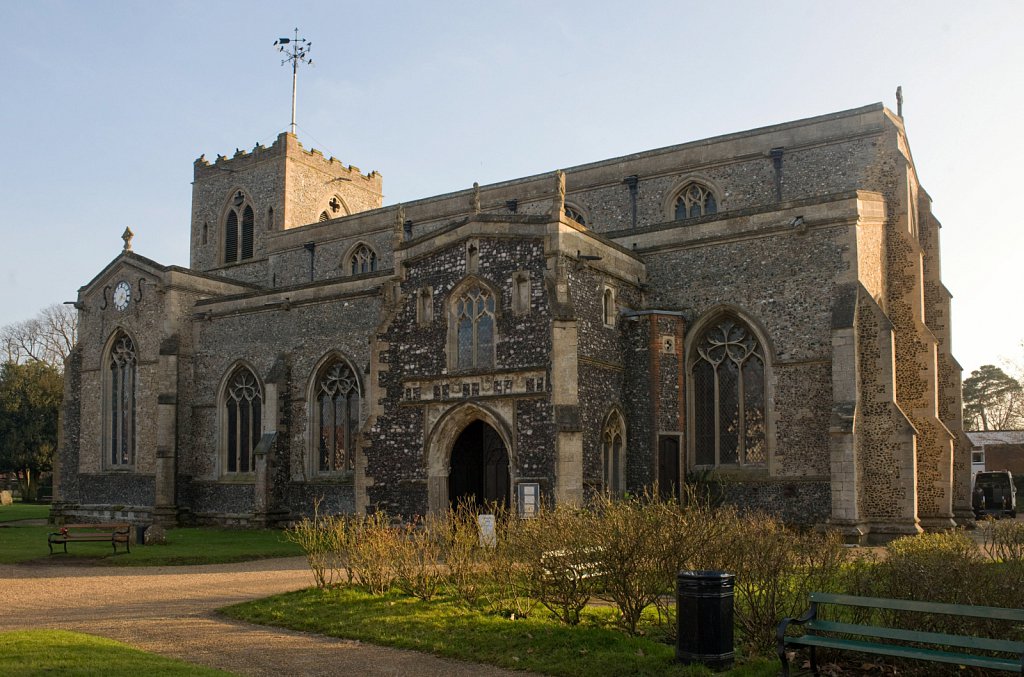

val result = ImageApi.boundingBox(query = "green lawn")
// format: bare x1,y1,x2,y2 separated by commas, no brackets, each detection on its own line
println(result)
0,523,301,565
222,586,778,677
0,630,234,676
0,501,50,522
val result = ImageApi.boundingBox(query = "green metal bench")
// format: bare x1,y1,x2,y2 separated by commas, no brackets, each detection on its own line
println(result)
777,592,1024,675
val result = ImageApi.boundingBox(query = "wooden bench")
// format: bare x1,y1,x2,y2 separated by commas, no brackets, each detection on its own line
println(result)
777,592,1024,675
541,546,605,582
48,523,131,554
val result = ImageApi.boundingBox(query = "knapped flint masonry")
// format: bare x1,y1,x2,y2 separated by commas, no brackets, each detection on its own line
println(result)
53,103,971,543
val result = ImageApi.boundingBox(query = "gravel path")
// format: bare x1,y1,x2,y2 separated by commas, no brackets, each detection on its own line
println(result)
0,556,531,676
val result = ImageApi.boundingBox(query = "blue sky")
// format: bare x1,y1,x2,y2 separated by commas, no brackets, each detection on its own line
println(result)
2,1,1022,376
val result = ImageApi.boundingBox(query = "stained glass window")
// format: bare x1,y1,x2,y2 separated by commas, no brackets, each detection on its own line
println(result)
108,334,136,467
690,317,766,467
314,361,359,473
564,205,587,227
674,182,718,220
349,245,378,275
224,367,262,474
602,412,625,494
453,286,496,370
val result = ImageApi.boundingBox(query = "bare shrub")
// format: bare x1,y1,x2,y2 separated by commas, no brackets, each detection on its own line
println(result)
480,508,537,619
509,505,599,625
285,499,342,588
348,511,399,594
442,501,491,607
588,491,721,635
982,517,1024,565
588,494,673,634
651,489,730,639
393,513,447,601
704,511,845,655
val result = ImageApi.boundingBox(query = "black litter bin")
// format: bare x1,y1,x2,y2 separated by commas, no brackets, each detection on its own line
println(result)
136,525,148,545
676,570,734,671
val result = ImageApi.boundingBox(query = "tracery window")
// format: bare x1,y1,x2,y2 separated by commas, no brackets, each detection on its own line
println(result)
691,317,766,467
319,211,331,222
313,360,360,474
602,411,625,495
349,244,378,275
564,204,587,227
224,191,255,263
223,367,262,474
106,334,137,467
673,182,718,220
453,285,496,370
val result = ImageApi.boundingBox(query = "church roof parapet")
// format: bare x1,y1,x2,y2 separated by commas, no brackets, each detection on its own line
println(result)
193,131,380,185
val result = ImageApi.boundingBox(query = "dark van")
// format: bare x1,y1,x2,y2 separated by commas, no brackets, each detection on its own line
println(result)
973,470,1017,519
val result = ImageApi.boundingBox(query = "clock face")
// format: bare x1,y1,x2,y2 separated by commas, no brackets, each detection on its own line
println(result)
113,281,131,311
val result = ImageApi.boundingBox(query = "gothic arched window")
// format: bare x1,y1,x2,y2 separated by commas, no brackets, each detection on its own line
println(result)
564,204,587,227
223,366,262,474
452,284,496,370
690,317,766,467
349,244,378,275
602,411,625,495
313,359,360,474
106,333,137,467
602,287,616,327
223,191,256,263
674,182,718,220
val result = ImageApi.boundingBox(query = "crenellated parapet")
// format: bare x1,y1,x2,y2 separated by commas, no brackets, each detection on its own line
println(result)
190,132,384,276
194,132,381,190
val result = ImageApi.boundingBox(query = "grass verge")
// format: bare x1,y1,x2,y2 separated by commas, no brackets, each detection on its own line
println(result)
0,501,50,522
0,524,301,565
222,587,778,677
0,630,234,676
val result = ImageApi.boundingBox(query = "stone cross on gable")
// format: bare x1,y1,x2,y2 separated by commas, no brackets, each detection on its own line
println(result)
896,86,903,117
122,226,134,252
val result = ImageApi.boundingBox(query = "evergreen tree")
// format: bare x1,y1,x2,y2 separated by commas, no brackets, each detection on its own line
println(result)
963,365,1024,431
0,361,63,500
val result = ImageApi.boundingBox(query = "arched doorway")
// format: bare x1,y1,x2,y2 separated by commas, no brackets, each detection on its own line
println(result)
448,420,510,508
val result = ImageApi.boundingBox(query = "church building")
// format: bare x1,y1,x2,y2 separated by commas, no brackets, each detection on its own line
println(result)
54,102,972,543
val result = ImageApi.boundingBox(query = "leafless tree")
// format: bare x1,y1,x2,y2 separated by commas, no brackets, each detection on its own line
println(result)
0,304,78,371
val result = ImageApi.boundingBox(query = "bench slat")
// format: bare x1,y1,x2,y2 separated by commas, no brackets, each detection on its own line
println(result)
786,635,1022,672
806,619,1024,654
809,592,1024,622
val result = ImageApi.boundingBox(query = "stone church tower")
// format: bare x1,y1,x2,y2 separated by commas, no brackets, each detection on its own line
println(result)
54,104,971,543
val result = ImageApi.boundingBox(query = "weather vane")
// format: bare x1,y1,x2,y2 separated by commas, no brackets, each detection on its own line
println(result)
274,28,313,136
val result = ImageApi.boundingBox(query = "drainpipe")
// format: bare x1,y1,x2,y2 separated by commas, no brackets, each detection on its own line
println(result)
304,242,315,282
624,175,639,229
769,147,784,202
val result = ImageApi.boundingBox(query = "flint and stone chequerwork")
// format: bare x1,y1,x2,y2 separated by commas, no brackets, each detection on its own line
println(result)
53,103,971,542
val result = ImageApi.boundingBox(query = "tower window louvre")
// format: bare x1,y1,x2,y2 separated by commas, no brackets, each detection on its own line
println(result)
241,206,254,260
225,210,238,262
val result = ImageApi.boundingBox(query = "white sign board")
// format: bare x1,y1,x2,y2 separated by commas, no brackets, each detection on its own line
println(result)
518,482,540,518
477,513,496,548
